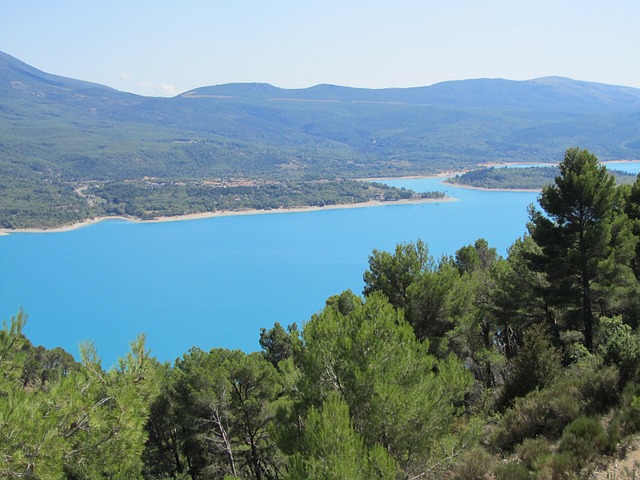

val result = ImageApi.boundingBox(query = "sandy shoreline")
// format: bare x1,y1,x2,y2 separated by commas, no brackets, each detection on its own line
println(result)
360,170,468,181
479,159,639,168
0,196,456,236
477,161,556,167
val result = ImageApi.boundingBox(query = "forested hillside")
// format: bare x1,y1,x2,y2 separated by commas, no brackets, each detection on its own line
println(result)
5,149,640,479
2,51,640,228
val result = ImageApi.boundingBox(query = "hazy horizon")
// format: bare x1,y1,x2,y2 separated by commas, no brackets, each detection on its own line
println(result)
7,47,640,99
1,1,638,97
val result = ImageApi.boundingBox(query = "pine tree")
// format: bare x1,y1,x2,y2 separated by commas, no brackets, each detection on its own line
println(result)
528,148,632,350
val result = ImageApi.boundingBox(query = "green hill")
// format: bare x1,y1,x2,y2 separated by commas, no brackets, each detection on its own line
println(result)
2,51,640,227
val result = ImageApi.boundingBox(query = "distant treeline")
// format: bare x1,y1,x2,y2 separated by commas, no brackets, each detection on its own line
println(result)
448,165,637,190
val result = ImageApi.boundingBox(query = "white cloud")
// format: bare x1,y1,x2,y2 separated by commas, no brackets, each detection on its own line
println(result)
160,83,177,95
138,82,177,97
114,74,177,96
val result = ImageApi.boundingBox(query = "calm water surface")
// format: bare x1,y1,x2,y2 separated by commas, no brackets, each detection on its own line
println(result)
2,162,638,365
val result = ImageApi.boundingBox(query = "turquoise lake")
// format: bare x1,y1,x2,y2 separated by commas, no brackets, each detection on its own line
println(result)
2,162,638,366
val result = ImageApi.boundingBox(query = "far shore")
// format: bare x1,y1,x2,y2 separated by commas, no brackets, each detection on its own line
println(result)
479,159,640,168
359,170,469,181
477,161,557,168
0,196,456,236
445,181,541,193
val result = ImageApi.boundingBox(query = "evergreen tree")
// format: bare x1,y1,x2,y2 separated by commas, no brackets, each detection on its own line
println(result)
500,323,562,407
445,240,507,388
528,148,632,350
144,348,284,479
0,312,159,478
493,235,556,354
363,239,433,309
624,178,640,281
259,322,300,368
284,393,397,480
405,259,464,348
292,292,473,476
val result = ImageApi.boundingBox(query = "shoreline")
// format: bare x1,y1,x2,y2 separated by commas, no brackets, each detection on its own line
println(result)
360,170,469,181
478,159,639,167
477,161,557,168
0,196,456,236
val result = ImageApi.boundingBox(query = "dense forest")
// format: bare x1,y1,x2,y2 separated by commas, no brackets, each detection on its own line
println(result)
6,148,640,479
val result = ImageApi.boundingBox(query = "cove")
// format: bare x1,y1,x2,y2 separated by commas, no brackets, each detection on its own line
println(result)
2,163,638,366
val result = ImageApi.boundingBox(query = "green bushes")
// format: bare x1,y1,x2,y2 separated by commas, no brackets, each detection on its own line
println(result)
578,364,620,415
493,351,622,451
515,437,551,470
493,418,611,479
492,380,582,451
451,447,494,480
608,383,640,441
499,324,562,408
559,417,612,462
532,452,577,480
596,317,640,386
494,461,530,480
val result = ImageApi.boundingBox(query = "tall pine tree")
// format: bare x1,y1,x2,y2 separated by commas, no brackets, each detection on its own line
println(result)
528,148,632,350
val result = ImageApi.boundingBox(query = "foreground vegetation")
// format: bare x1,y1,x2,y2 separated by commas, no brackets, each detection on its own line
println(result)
6,148,640,479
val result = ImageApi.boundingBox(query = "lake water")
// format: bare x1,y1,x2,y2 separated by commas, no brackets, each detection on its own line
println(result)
2,162,638,366
606,161,640,175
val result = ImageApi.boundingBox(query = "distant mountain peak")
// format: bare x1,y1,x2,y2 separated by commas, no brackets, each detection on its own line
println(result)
2,51,111,89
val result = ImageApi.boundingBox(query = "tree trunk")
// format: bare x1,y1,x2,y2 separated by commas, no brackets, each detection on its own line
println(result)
583,275,593,351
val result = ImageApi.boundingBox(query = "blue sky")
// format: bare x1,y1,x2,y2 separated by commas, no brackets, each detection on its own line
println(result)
1,0,638,97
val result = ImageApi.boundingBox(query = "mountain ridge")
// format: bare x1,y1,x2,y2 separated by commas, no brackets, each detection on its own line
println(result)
4,50,640,111
182,77,640,112
2,50,640,169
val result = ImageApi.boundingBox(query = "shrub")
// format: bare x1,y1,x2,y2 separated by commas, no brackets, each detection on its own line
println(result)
577,365,620,415
500,324,562,407
451,447,494,480
516,437,550,470
494,461,529,480
608,382,640,439
595,316,640,386
559,416,611,463
533,451,577,480
492,381,581,451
